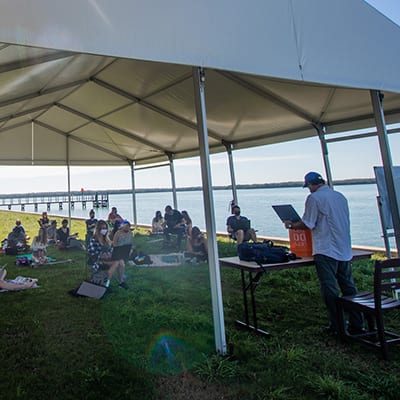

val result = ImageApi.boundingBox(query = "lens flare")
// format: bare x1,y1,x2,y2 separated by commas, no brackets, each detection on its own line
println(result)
147,331,196,375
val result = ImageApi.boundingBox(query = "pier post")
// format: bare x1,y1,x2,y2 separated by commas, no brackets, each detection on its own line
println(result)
21,204,25,211
8,205,11,210
34,203,38,211
47,203,51,211
59,202,63,210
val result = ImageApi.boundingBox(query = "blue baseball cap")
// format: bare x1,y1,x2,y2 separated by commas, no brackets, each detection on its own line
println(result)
303,171,325,187
119,220,130,228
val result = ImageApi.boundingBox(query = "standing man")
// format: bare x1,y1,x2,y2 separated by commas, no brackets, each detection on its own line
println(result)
283,171,364,335
226,205,257,244
85,209,98,246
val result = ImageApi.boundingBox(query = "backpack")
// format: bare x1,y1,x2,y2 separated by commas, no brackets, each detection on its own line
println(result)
237,241,296,264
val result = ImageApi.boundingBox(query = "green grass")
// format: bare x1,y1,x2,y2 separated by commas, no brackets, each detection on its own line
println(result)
1,210,400,399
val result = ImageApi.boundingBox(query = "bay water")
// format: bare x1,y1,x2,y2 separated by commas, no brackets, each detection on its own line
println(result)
19,184,391,250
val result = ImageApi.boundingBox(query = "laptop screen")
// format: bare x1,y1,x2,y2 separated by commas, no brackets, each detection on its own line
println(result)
272,204,301,223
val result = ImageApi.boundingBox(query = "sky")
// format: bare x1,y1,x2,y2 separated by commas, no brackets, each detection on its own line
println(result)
0,0,399,194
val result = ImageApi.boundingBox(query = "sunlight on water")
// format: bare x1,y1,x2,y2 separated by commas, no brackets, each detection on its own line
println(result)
11,184,390,248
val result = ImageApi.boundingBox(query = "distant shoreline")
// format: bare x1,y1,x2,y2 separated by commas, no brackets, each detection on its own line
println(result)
0,178,376,198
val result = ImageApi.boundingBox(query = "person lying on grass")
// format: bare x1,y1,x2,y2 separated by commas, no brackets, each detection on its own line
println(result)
0,267,37,291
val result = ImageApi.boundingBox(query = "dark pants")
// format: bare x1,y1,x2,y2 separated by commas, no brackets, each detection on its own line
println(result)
314,254,364,331
164,225,186,247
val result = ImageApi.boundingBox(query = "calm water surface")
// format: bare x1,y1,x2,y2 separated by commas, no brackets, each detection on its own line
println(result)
15,184,391,249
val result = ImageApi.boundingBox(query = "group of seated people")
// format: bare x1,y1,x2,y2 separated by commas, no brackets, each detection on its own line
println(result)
3,219,30,253
3,202,255,269
149,202,257,263
4,212,87,265
37,211,84,250
151,206,208,262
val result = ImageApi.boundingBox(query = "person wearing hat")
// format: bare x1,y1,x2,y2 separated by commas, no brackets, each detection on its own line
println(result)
283,171,364,336
112,220,134,247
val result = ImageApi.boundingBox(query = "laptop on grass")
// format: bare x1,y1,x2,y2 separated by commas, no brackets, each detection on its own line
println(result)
272,204,302,223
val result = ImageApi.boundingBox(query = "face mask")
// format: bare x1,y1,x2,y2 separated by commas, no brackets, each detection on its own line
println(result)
100,229,108,236
234,210,240,216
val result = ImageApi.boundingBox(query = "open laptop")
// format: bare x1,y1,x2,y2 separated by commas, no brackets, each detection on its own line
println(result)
272,204,302,223
111,244,132,261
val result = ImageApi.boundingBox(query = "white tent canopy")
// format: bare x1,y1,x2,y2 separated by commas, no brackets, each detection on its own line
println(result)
1,0,400,354
0,0,400,166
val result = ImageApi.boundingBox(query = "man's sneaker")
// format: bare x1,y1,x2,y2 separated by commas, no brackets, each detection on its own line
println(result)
118,281,129,290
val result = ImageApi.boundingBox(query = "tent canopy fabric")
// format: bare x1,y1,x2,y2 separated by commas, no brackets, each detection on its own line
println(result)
0,0,399,168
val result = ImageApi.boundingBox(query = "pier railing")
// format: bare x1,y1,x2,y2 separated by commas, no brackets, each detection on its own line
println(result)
0,191,109,211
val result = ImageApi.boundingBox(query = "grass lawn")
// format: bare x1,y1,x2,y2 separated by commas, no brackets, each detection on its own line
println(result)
1,210,400,399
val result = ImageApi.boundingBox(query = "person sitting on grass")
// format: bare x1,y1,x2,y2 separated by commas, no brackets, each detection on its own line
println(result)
31,228,48,265
47,220,58,244
56,219,83,250
88,220,128,289
163,205,186,249
185,226,208,263
181,210,193,238
151,210,165,234
0,267,37,291
6,220,28,253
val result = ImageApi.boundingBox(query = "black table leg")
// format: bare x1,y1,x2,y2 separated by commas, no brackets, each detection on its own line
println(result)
235,270,270,336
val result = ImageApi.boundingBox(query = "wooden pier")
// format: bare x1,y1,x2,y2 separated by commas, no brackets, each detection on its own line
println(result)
0,191,109,211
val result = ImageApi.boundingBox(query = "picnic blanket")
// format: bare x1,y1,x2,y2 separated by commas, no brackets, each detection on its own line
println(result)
132,253,185,267
0,276,39,293
16,254,72,267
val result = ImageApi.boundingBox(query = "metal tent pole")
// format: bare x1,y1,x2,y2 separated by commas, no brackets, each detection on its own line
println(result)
67,136,72,226
315,123,333,188
167,152,178,210
370,90,400,255
193,66,227,355
224,141,238,207
129,160,137,226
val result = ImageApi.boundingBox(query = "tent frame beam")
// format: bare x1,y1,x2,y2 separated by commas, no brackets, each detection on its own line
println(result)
92,76,223,142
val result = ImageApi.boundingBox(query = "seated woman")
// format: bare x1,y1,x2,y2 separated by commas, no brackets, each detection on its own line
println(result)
47,220,58,244
181,210,193,238
88,220,128,289
112,220,134,264
0,267,37,291
185,226,208,263
112,220,134,247
151,210,165,234
31,228,48,265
